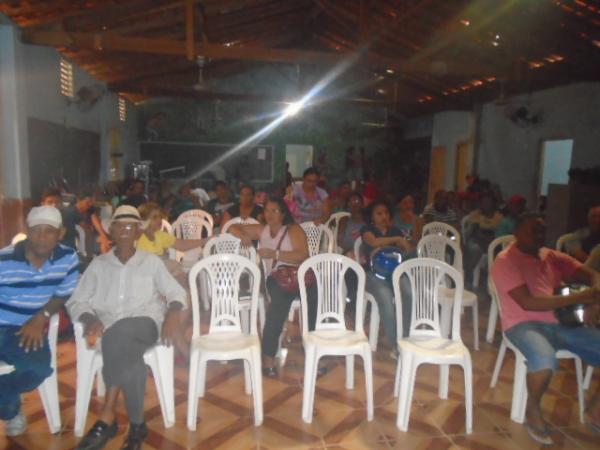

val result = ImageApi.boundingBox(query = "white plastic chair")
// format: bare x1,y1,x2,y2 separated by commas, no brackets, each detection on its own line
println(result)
11,232,27,245
421,221,461,246
392,258,472,433
298,253,373,423
417,234,479,350
187,254,263,429
74,224,87,256
556,232,577,252
488,282,585,424
221,216,260,233
325,212,351,253
171,214,212,262
353,237,380,351
485,235,515,343
202,234,265,331
73,322,175,436
0,314,62,433
178,209,214,229
584,366,595,390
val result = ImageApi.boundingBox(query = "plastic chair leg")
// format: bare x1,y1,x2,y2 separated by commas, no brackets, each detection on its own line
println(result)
463,357,473,434
439,365,449,399
187,350,201,431
363,348,374,421
38,373,61,433
396,353,416,431
250,348,263,426
393,356,402,397
511,355,527,424
490,340,507,388
301,347,317,423
74,360,98,436
244,360,252,395
584,365,594,390
574,357,585,424
486,300,498,344
345,355,354,390
472,302,479,351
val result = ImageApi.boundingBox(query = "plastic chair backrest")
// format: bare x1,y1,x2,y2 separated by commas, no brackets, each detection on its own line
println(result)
178,209,214,227
300,221,334,256
487,235,515,313
556,232,577,252
202,233,242,258
172,215,213,240
74,225,87,256
298,253,365,334
221,216,260,233
188,253,260,337
417,234,463,272
392,257,463,340
325,212,350,237
11,232,27,245
422,221,461,246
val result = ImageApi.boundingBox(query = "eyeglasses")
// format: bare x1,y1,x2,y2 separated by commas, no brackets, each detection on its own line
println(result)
113,223,137,230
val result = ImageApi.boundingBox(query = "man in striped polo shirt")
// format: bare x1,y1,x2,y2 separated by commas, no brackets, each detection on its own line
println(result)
0,205,80,436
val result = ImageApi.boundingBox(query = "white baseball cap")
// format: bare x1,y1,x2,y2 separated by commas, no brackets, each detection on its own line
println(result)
26,206,62,229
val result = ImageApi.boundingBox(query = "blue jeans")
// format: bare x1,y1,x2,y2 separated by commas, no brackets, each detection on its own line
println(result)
365,272,412,344
505,321,600,372
0,325,52,420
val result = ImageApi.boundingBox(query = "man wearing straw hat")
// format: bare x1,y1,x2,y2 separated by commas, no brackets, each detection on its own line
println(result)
68,205,187,450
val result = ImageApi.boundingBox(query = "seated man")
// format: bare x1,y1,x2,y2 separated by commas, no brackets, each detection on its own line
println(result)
492,213,600,445
1,206,79,436
565,205,600,263
67,205,187,450
422,189,460,231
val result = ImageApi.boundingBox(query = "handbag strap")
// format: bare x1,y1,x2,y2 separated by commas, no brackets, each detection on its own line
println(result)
271,226,289,270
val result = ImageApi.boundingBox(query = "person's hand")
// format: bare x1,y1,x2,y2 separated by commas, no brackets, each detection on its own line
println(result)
98,235,113,253
161,308,188,356
240,234,253,247
80,313,104,347
15,314,46,352
395,237,410,252
258,248,276,259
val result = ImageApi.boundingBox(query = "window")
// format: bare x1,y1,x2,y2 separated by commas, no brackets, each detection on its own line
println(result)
119,96,126,122
539,139,573,195
60,58,74,98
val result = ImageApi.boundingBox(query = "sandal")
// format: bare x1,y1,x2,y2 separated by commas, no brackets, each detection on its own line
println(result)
524,421,554,446
262,366,278,377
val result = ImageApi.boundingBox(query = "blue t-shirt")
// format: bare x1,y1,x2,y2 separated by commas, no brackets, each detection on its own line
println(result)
0,241,80,326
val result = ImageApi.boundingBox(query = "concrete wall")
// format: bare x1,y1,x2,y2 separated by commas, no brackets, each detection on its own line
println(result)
0,20,138,201
476,82,600,204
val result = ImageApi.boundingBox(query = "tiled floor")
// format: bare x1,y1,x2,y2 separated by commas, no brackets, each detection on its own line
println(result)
2,291,599,449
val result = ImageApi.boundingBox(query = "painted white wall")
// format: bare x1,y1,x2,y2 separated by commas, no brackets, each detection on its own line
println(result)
431,111,475,191
476,82,600,204
0,21,138,199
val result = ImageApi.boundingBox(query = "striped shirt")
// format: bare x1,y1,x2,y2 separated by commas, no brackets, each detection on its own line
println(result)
0,241,80,326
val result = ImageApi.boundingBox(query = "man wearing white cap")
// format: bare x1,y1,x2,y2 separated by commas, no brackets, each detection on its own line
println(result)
0,206,80,436
67,205,187,450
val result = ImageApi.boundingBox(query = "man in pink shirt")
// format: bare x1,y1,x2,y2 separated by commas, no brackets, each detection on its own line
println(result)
492,213,600,444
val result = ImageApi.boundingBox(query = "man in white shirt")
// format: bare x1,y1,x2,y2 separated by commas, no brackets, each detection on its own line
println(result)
67,205,187,450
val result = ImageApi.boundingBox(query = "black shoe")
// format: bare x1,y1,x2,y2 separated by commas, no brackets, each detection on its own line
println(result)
76,420,118,450
120,422,148,450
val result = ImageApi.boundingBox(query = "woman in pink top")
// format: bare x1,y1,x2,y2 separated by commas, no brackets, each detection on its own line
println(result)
229,197,316,376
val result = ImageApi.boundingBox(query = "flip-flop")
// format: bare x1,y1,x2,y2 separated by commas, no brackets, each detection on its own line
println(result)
524,422,554,446
585,419,600,435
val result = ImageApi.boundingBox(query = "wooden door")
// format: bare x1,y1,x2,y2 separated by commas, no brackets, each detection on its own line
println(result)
428,146,446,202
455,141,471,192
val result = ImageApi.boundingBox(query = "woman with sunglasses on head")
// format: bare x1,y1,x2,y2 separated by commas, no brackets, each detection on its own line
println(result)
229,197,318,376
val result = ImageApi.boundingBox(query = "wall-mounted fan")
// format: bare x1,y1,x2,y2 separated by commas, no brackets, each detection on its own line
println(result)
506,105,542,127
71,84,105,112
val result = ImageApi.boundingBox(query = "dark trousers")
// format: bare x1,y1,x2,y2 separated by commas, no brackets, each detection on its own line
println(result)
0,325,52,420
101,317,158,424
263,276,318,358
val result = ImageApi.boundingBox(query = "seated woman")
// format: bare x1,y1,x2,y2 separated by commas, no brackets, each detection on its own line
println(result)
292,167,332,224
393,194,422,245
337,192,366,258
361,201,412,355
137,203,205,284
228,197,317,376
221,184,265,226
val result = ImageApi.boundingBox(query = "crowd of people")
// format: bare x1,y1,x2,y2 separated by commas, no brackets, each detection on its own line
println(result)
1,165,600,448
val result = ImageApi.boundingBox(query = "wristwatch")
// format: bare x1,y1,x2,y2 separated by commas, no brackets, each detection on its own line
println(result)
41,309,51,320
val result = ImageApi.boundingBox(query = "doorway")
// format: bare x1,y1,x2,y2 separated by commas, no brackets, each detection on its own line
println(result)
539,139,573,196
